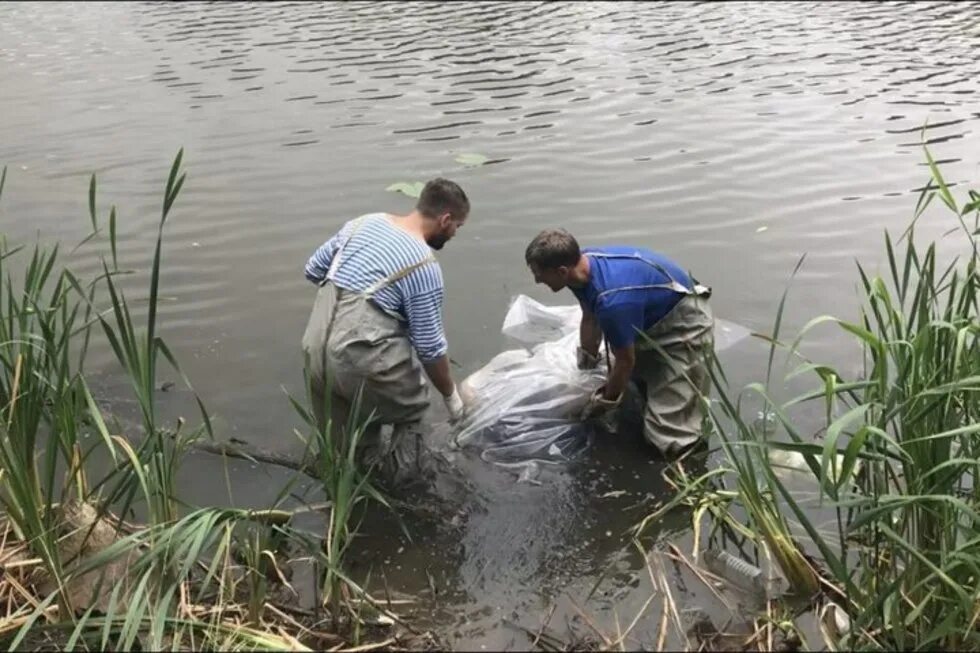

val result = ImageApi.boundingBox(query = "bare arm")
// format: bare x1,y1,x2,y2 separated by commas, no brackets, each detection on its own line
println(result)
580,308,602,358
605,344,635,401
423,355,456,398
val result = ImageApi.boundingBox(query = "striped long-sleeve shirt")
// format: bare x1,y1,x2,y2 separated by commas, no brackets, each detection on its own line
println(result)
304,213,448,363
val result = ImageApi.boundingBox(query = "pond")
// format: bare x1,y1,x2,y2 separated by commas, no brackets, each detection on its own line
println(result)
1,1,978,649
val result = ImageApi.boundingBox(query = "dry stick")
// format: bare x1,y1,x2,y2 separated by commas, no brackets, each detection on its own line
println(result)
341,583,423,637
503,618,564,651
531,603,558,649
745,618,766,651
0,615,34,638
178,580,190,620
0,520,12,559
650,553,685,647
655,594,669,651
4,574,43,613
664,542,734,611
566,594,613,648
188,438,317,476
608,592,658,651
643,548,673,652
613,611,624,653
271,625,308,651
382,568,393,614
337,638,397,653
264,603,314,640
608,543,664,650
767,599,774,652
267,604,345,645
1,557,43,570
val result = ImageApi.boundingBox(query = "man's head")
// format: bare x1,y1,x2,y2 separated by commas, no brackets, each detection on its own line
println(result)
525,228,584,292
416,178,470,250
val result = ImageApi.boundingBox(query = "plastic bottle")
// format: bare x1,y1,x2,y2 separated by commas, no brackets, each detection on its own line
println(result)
703,549,766,595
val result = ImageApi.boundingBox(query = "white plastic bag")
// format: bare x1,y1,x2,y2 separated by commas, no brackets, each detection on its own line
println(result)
500,294,581,347
454,295,752,468
455,296,605,465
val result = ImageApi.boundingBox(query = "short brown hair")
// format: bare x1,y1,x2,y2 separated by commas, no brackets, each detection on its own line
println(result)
525,229,581,269
416,178,469,221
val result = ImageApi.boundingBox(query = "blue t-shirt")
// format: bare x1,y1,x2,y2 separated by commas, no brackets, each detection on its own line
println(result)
571,246,693,349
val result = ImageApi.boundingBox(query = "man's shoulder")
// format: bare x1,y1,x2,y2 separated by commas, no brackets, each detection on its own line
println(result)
355,214,424,250
583,245,647,256
351,212,390,231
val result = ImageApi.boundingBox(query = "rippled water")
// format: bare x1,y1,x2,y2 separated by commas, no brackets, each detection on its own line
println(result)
2,1,979,648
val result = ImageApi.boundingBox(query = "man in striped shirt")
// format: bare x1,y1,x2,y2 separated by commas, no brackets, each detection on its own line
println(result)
301,179,469,481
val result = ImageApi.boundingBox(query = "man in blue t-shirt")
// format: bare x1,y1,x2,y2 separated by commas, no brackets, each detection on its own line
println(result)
524,229,715,456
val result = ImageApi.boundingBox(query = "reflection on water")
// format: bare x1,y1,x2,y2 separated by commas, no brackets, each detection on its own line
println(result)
2,1,979,648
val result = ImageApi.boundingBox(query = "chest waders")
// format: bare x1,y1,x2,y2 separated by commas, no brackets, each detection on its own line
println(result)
587,252,715,455
301,218,436,480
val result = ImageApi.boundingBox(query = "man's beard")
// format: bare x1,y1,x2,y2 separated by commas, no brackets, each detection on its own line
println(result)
426,234,448,250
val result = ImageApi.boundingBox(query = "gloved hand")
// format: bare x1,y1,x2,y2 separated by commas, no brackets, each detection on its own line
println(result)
444,386,466,423
580,386,621,421
576,346,599,371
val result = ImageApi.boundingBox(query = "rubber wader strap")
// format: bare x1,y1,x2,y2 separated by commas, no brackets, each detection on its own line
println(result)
363,255,437,297
325,216,369,284
322,216,370,342
587,251,710,298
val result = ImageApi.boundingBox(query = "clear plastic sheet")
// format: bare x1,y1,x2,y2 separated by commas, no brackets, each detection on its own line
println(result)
454,296,605,466
453,295,752,470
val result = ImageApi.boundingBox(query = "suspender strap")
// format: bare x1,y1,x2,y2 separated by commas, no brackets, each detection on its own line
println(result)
363,255,437,297
587,252,711,300
324,216,438,324
325,216,369,283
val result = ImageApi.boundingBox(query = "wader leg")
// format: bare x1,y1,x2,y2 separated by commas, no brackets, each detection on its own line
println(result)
635,296,714,456
388,421,440,487
636,346,709,454
303,282,339,435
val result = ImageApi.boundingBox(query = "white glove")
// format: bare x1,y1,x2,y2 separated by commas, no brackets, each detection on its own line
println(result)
581,386,621,421
576,346,599,371
444,386,466,423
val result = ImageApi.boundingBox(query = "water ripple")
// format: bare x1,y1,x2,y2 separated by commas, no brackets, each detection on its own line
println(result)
2,4,979,639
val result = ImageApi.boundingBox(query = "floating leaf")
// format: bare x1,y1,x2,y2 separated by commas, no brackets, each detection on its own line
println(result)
455,152,489,167
385,181,425,198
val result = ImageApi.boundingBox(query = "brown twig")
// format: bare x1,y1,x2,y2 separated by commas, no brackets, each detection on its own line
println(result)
337,638,396,653
532,603,558,650
649,553,685,646
664,542,734,611
188,438,318,476
608,592,658,651
655,593,669,651
566,594,612,649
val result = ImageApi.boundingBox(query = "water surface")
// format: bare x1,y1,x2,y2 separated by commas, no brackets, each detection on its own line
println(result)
2,1,979,648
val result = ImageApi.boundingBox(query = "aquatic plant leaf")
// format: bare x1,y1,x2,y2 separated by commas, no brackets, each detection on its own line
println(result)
962,197,980,216
385,181,424,198
88,175,97,232
109,206,118,270
924,145,957,213
455,152,488,167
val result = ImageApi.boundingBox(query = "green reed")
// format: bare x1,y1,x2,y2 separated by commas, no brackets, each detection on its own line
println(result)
289,364,398,630
638,147,980,650
0,153,337,650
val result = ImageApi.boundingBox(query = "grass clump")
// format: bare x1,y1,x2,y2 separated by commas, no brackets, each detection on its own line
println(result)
637,147,980,651
0,155,427,651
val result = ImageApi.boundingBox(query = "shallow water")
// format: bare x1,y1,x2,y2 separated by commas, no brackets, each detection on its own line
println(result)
2,1,979,648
